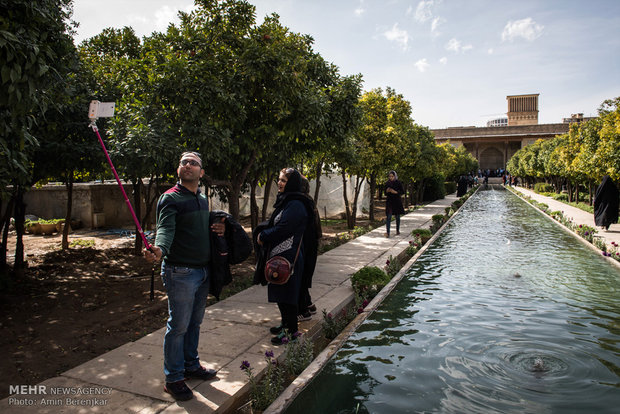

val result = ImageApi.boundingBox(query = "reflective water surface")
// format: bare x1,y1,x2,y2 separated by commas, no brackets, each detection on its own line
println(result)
286,187,620,413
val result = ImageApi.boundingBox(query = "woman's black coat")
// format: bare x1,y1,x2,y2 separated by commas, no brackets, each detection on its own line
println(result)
385,179,405,216
594,175,619,228
253,193,318,305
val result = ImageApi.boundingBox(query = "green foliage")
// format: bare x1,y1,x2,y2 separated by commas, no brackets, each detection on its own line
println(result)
444,181,457,194
432,214,445,224
406,240,419,256
284,336,314,377
1,0,77,195
438,143,479,181
69,239,96,248
411,228,432,238
534,183,554,193
430,213,446,233
422,174,446,201
321,306,357,340
384,255,401,277
350,266,390,299
507,96,620,190
240,351,284,412
575,224,597,242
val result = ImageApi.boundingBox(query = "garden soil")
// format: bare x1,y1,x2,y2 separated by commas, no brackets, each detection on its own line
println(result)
0,202,385,399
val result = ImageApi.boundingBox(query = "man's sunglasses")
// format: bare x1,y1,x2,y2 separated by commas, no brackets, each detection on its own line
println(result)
180,159,201,167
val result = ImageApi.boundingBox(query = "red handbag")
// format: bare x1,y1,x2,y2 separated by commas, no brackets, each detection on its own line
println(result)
265,239,302,285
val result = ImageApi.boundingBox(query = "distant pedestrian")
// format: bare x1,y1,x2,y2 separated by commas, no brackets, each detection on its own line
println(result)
457,175,468,197
594,175,619,230
385,170,405,237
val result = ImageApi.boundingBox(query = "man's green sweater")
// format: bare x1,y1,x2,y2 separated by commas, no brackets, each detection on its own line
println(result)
155,183,211,267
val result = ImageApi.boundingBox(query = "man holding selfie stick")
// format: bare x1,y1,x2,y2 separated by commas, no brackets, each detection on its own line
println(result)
144,151,225,401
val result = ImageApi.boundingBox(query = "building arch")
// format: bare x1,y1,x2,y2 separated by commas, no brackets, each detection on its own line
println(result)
479,147,504,171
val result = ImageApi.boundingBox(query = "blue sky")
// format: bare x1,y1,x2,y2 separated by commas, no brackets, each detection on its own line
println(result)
72,0,620,129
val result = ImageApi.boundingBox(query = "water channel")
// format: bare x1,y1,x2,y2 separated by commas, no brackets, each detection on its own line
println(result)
285,186,620,413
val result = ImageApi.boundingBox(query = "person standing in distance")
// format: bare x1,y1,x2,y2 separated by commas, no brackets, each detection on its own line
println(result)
144,151,225,401
384,170,405,237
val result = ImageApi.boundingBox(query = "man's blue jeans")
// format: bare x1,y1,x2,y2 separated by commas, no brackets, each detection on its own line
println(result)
161,263,210,383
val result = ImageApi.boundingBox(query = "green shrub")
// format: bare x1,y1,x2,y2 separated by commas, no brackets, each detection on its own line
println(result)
284,336,314,377
411,228,432,237
384,255,400,277
322,307,357,340
444,181,456,194
422,175,446,201
551,193,569,202
575,224,596,243
534,182,554,193
351,266,390,299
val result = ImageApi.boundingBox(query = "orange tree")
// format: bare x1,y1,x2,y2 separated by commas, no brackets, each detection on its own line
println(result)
79,27,179,254
154,0,339,220
0,0,76,281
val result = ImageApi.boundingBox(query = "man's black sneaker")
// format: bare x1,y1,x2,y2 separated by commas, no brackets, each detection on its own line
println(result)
308,303,317,314
297,310,312,321
164,380,193,401
270,324,284,335
185,366,217,381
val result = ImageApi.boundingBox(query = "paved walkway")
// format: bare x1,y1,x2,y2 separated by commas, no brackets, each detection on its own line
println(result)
1,194,458,414
511,186,620,253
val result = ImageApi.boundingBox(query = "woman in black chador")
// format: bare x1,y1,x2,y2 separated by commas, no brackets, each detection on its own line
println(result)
594,175,619,230
457,175,468,197
384,170,405,237
254,168,318,344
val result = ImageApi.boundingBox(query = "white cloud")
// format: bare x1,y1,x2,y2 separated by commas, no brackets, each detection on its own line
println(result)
501,17,544,42
154,6,179,31
439,57,447,65
415,58,430,72
384,23,409,50
488,48,494,54
355,8,365,16
128,15,149,25
431,16,444,33
406,5,413,16
445,37,472,53
415,0,434,23
446,38,460,51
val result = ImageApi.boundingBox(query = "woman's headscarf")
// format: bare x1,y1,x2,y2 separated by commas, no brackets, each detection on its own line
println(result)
283,168,302,193
273,168,302,210
389,170,398,180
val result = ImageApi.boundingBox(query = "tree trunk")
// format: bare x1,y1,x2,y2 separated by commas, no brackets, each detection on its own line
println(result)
261,171,275,221
350,175,364,228
229,150,257,221
13,185,26,278
0,194,15,284
313,159,323,204
341,171,354,229
250,175,259,230
142,175,160,231
369,173,376,221
62,172,74,250
132,179,143,255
